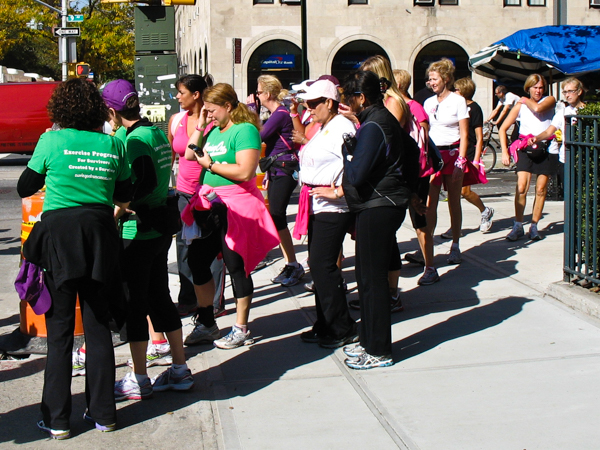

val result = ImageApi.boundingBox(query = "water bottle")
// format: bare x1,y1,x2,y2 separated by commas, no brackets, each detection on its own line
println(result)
205,191,224,208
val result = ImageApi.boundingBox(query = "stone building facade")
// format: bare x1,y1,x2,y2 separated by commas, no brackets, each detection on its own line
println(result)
175,0,597,111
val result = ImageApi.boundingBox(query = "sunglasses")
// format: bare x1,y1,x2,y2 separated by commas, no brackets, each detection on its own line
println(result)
306,97,326,110
562,89,579,95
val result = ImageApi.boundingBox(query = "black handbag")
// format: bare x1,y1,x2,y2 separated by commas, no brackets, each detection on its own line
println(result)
259,153,280,173
524,140,549,162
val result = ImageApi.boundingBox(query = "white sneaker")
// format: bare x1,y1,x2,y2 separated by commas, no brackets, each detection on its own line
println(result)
184,322,220,346
72,348,86,377
480,207,494,233
127,343,173,368
214,326,252,349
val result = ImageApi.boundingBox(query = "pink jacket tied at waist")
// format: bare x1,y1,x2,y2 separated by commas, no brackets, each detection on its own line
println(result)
182,180,280,276
509,134,535,163
292,184,311,240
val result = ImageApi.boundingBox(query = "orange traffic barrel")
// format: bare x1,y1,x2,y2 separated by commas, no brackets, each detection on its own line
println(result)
20,191,84,338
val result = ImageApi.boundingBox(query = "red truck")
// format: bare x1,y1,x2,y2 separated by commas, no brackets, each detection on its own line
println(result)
0,82,59,154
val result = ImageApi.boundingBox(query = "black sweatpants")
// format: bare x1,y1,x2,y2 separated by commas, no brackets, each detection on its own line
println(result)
355,206,406,357
42,274,116,429
308,212,356,339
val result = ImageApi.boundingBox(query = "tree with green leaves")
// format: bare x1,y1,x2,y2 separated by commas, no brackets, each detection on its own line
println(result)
0,0,134,83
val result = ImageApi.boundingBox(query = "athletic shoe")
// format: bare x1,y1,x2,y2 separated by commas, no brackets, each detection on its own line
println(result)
83,410,116,432
418,267,440,286
343,343,366,358
319,332,359,349
404,251,425,266
214,306,227,318
37,420,70,440
214,326,252,349
300,329,321,343
506,222,525,241
271,264,296,284
281,265,305,287
72,348,86,377
528,223,542,241
114,372,153,402
447,245,462,265
345,352,393,370
305,279,349,293
151,367,194,392
480,207,494,233
390,289,404,313
441,229,463,239
176,302,198,317
184,322,220,346
127,343,173,368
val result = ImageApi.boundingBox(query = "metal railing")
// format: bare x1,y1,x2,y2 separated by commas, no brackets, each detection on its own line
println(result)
564,115,600,286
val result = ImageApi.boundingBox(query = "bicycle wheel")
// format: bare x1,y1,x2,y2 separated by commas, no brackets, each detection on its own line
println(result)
481,142,497,173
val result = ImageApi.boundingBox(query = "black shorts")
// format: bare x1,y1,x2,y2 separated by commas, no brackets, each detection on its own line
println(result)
516,150,556,176
267,174,297,230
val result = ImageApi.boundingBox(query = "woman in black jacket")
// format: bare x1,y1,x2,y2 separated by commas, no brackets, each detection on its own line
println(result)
341,70,424,370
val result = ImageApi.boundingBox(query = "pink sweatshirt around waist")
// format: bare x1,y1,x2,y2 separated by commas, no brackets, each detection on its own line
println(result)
182,180,280,276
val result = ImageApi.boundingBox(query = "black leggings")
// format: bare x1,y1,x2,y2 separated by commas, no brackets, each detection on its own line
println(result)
267,174,297,230
188,220,253,299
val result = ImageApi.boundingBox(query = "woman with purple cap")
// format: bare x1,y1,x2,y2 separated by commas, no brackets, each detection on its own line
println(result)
18,78,133,438
102,80,194,401
293,79,358,348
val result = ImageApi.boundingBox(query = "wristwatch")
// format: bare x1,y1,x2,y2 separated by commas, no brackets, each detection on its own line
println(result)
208,160,216,172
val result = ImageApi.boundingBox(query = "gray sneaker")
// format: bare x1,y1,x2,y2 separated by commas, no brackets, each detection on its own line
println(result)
72,348,86,377
343,343,366,358
271,264,295,284
441,229,463,239
480,207,494,233
345,352,393,370
214,326,252,349
184,322,220,346
151,367,194,392
281,265,305,287
506,223,525,241
418,267,440,285
447,245,462,265
528,223,542,241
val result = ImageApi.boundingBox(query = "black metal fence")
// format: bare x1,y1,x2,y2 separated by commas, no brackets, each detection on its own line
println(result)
564,115,600,286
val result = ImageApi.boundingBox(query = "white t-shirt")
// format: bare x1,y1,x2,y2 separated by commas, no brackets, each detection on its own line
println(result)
551,104,579,163
424,92,469,146
299,114,355,214
500,91,520,107
518,96,557,155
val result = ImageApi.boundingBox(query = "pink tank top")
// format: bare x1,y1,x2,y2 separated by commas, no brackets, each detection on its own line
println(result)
172,113,202,195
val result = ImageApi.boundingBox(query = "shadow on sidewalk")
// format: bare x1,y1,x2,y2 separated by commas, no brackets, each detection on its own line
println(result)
394,296,533,361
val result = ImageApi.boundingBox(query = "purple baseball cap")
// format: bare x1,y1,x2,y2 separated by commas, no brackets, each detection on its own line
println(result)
308,75,340,87
14,260,52,315
102,79,137,111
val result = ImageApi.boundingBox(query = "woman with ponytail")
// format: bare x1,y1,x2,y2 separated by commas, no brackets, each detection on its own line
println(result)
340,70,424,370
183,83,279,349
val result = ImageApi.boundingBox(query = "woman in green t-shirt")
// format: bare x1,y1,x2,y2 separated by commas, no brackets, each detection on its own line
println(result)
183,83,280,350
18,78,132,439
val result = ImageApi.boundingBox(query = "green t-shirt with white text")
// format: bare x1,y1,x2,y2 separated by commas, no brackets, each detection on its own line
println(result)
200,122,261,187
27,129,130,212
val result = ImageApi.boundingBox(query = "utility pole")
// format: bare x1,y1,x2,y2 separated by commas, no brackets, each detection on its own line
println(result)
30,0,69,81
301,0,308,80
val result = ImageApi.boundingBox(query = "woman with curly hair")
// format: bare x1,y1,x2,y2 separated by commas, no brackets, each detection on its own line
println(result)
17,78,133,438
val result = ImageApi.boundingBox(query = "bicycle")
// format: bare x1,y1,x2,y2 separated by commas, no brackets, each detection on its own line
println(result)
481,122,498,173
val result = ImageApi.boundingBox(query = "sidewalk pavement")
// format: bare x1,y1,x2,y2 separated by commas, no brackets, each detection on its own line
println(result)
2,187,600,449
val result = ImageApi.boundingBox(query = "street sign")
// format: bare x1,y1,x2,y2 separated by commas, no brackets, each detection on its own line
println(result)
53,27,80,37
67,15,84,22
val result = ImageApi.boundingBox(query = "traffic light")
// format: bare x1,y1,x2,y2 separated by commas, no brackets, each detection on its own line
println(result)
76,63,90,77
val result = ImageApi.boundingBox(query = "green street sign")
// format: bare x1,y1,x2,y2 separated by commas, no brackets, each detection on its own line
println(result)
67,15,84,22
